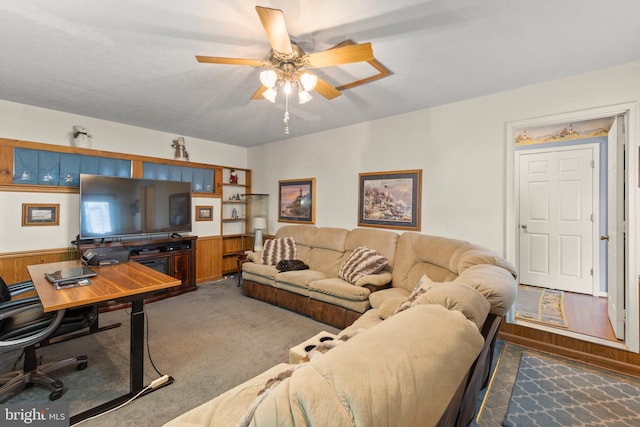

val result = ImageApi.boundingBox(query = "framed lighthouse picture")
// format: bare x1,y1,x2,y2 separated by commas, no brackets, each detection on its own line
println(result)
278,178,315,224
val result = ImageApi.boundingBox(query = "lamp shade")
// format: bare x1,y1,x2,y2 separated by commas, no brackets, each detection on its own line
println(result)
253,229,263,252
259,69,278,88
253,217,267,230
263,87,277,103
299,72,318,91
298,90,312,104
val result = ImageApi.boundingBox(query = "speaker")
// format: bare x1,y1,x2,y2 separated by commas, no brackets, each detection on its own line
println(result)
82,247,130,266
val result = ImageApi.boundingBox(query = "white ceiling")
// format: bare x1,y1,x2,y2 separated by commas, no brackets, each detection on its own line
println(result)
1,0,639,147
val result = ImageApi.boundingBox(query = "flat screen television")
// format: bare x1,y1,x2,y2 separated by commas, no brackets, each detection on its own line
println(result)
79,174,192,240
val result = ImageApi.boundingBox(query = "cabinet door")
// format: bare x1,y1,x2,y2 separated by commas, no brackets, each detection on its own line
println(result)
172,252,192,286
13,148,38,184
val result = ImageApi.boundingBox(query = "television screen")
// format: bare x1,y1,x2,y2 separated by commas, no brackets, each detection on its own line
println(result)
79,174,192,239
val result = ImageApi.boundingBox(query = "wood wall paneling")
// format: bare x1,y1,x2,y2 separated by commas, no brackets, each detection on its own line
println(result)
196,236,222,283
499,321,640,378
0,248,79,284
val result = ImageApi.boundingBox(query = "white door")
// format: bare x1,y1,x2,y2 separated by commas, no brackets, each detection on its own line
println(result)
518,146,596,294
607,115,625,339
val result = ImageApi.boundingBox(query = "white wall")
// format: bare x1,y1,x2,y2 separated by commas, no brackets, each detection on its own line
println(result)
248,61,640,256
2,61,639,255
0,100,247,253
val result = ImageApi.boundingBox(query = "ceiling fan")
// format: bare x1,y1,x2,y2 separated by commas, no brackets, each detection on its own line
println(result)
196,6,376,133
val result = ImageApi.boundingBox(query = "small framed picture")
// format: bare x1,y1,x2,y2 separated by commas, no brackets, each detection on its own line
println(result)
279,178,316,224
22,203,60,226
196,205,213,221
358,169,422,231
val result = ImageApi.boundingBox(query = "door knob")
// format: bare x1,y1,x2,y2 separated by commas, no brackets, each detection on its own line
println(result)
600,235,609,240
521,224,527,230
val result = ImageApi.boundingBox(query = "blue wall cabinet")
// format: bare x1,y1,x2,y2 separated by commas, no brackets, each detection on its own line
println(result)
13,148,38,184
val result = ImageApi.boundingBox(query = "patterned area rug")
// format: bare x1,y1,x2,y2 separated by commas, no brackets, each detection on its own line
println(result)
515,285,568,328
503,352,640,426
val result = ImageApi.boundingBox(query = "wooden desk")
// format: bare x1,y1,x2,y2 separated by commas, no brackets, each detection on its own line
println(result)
28,260,180,424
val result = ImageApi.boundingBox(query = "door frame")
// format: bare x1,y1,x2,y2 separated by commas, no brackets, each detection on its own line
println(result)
505,102,639,353
515,143,600,296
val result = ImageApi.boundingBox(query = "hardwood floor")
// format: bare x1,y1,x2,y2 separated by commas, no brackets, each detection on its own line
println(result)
500,285,640,377
563,291,620,342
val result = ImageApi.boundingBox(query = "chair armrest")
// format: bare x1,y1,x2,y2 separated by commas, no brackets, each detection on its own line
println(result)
0,309,66,349
9,280,36,297
0,297,44,322
247,251,262,263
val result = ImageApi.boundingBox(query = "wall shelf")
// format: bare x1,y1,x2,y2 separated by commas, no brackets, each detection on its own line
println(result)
221,167,253,275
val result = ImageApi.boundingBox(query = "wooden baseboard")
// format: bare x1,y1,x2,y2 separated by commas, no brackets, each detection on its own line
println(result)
499,330,640,378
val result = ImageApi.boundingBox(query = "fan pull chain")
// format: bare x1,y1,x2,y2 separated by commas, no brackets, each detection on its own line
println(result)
284,92,290,134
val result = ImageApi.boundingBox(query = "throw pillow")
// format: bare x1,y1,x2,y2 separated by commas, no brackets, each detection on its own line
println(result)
339,246,388,285
260,237,297,265
393,274,435,315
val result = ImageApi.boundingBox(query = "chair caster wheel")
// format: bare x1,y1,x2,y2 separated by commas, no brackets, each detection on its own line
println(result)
49,390,63,401
26,382,33,388
77,362,88,370
51,379,64,389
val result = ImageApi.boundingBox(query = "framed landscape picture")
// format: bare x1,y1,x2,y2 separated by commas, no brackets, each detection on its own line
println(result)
279,178,316,224
22,203,60,226
358,169,422,230
195,205,213,221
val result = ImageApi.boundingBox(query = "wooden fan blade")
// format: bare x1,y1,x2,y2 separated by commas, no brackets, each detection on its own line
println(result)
196,56,265,67
305,42,373,68
250,85,267,100
255,6,293,55
314,78,342,100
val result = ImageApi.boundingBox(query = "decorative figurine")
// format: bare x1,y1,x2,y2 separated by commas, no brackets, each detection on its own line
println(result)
230,169,239,184
71,125,92,148
172,137,189,161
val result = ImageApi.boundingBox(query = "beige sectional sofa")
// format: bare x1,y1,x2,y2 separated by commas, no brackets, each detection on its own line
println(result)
164,225,517,427
242,225,515,329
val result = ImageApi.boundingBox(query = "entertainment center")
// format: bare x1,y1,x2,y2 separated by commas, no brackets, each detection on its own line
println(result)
78,235,197,309
0,138,253,286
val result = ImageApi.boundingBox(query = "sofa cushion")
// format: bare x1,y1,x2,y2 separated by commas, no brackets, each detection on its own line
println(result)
305,227,349,276
392,273,436,314
260,237,296,265
338,246,388,284
391,232,468,292
378,296,407,319
369,287,410,309
275,269,327,295
309,278,370,302
308,278,371,313
344,228,398,269
352,271,392,288
242,263,279,286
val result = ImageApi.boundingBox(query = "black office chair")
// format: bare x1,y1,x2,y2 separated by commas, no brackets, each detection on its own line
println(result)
0,276,97,401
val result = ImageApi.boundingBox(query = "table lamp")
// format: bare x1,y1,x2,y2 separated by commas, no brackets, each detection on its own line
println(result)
253,217,267,251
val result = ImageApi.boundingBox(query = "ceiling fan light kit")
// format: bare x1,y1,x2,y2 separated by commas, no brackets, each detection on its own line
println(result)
196,6,378,135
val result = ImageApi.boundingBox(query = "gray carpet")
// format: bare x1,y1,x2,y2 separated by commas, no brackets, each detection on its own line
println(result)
0,278,339,426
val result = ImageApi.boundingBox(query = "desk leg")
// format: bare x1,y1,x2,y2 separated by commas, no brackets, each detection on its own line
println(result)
70,298,173,425
130,299,145,392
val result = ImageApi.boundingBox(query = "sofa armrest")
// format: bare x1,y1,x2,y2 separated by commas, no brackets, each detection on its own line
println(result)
354,271,392,290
